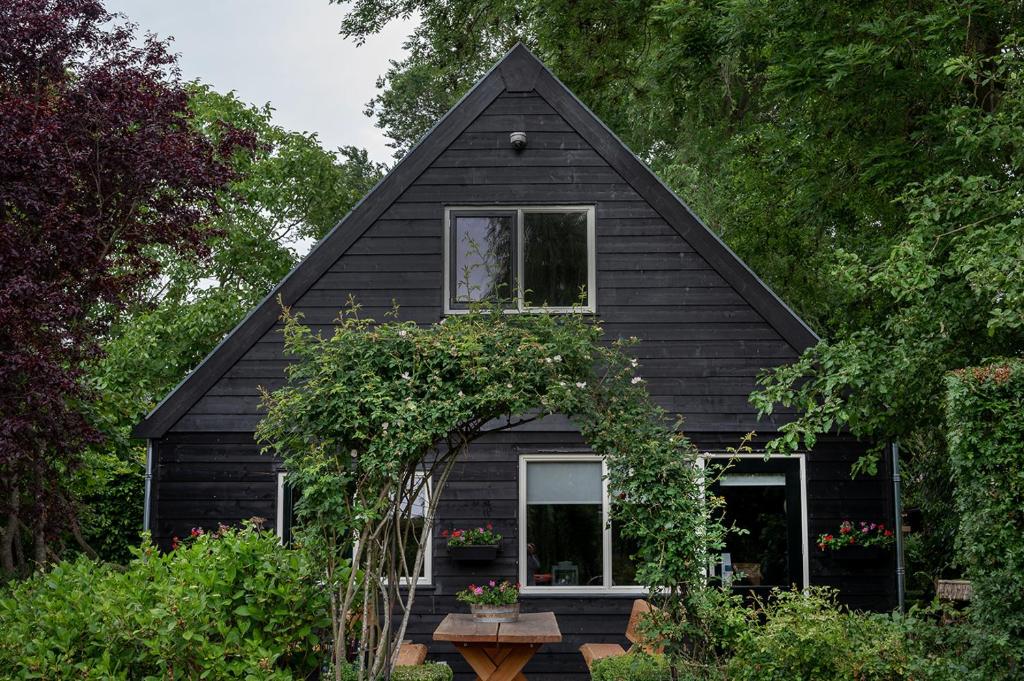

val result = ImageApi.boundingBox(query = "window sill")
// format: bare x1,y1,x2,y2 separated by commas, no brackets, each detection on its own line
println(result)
519,587,645,598
443,307,597,316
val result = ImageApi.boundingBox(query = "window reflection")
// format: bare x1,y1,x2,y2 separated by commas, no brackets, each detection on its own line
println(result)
522,211,588,307
452,215,513,303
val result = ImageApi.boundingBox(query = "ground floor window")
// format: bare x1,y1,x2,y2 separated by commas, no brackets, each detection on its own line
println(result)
518,453,639,593
706,454,807,590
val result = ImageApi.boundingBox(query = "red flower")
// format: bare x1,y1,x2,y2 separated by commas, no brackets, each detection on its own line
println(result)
486,522,493,530
884,530,893,537
452,530,462,538
171,536,181,550
441,529,449,538
848,537,855,544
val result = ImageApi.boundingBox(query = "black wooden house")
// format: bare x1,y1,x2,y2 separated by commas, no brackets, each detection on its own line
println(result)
134,45,896,679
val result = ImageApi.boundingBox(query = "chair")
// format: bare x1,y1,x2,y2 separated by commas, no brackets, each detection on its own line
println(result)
396,641,428,666
579,599,659,670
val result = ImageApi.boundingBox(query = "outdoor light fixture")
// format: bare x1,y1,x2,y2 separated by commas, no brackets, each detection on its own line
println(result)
510,131,527,150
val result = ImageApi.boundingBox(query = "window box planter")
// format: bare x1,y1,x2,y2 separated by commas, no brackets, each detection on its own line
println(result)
828,544,891,562
448,543,500,562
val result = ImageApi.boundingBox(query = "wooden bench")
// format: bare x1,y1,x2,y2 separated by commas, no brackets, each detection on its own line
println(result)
396,641,428,666
579,599,659,670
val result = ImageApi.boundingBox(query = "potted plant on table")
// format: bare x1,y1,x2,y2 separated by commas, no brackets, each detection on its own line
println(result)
457,580,521,623
443,522,502,561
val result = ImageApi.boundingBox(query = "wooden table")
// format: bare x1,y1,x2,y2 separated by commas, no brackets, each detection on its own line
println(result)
433,611,561,681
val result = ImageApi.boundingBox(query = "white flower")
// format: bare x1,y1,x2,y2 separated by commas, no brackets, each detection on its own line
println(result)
398,329,408,337
558,381,566,387
544,357,553,364
575,381,587,389
400,371,411,381
630,359,638,368
382,422,389,430
457,390,464,397
631,376,643,384
553,355,562,362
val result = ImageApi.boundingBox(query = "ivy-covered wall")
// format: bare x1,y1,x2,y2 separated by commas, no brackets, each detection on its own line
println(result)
945,359,1024,642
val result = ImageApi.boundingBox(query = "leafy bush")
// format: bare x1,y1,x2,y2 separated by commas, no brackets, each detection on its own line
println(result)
590,652,671,681
945,360,1024,675
721,588,1009,681
0,521,330,679
724,589,904,680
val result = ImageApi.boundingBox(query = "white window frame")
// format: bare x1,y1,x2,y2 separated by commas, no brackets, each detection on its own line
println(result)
518,453,644,595
443,205,597,315
699,452,810,589
275,471,287,542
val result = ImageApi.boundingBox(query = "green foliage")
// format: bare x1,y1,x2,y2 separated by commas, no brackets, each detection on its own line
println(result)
720,588,1018,681
257,304,720,678
0,521,330,679
390,663,455,681
334,0,1024,596
945,360,1024,675
338,662,453,681
76,86,383,562
590,652,671,681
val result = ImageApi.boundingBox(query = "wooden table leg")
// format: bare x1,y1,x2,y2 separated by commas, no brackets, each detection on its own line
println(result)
455,644,539,681
487,646,535,681
459,645,498,680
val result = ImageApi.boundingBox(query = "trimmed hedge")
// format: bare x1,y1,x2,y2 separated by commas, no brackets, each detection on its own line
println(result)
945,360,1024,673
591,652,671,681
946,361,1024,633
392,662,454,681
339,661,453,680
0,522,330,679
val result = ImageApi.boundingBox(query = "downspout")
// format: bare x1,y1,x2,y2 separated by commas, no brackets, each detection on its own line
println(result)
143,440,153,533
892,441,906,612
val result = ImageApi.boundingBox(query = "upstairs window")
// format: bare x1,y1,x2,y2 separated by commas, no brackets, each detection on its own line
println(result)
445,206,595,313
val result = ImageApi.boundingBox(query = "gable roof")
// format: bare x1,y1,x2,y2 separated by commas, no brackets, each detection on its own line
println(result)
133,43,818,439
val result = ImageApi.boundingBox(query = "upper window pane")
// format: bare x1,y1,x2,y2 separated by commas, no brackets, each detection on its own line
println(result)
522,211,588,308
452,214,513,304
526,461,602,504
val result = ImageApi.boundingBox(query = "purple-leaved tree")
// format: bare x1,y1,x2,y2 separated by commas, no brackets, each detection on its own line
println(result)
0,0,250,572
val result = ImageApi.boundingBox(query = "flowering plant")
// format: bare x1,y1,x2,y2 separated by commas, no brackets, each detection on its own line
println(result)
817,520,894,551
456,580,520,606
441,522,502,547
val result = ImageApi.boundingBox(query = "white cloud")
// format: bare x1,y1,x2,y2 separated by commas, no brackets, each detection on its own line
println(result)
106,0,415,164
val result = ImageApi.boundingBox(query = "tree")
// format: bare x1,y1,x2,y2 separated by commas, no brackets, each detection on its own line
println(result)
333,0,1024,589
0,0,247,573
79,87,385,563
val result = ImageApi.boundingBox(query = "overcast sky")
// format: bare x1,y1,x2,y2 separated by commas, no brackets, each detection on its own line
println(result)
106,1,415,165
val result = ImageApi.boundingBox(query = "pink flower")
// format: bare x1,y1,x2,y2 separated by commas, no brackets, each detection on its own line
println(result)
489,580,496,587
474,587,484,596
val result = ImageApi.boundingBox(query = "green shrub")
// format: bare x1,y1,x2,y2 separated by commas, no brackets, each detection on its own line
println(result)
0,520,330,679
591,652,671,681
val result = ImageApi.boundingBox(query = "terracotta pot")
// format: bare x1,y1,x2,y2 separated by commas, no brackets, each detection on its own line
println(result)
470,602,520,623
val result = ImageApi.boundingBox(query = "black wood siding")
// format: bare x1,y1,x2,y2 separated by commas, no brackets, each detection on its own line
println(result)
149,84,895,680
167,91,801,435
150,430,894,681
